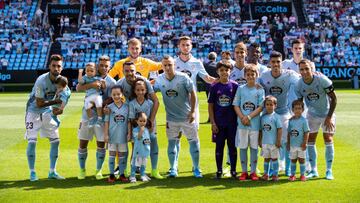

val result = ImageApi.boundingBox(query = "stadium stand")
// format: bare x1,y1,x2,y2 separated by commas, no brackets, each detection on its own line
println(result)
1,0,359,71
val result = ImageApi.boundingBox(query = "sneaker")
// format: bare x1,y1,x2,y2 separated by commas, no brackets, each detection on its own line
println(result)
48,171,65,180
118,174,129,182
30,171,38,182
129,176,137,183
141,175,151,182
88,117,96,128
215,171,222,179
95,169,103,180
151,169,164,179
168,168,178,178
250,172,259,181
272,175,279,181
108,174,116,183
238,172,248,181
326,170,334,180
261,174,269,181
300,175,306,181
288,175,296,181
78,168,86,180
306,170,319,179
193,168,203,178
231,171,237,179
223,170,231,178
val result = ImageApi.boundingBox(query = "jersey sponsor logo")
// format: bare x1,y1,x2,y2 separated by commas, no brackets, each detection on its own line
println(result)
263,123,272,131
242,102,256,111
235,78,247,85
181,70,192,78
114,114,126,122
307,92,320,101
217,95,231,107
290,129,299,137
143,138,151,145
166,89,178,97
45,92,56,99
269,86,283,95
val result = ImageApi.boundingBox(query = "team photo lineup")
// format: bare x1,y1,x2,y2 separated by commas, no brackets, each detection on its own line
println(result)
25,35,337,183
1,1,359,201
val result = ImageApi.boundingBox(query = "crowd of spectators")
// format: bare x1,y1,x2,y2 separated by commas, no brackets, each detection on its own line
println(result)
0,1,51,70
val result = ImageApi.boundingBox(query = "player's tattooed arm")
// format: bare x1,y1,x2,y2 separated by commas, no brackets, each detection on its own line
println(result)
188,90,196,123
148,92,159,131
325,90,337,131
35,97,61,108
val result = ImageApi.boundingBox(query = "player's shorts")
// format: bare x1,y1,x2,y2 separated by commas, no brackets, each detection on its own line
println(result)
84,94,102,109
78,119,104,142
24,111,59,141
290,146,306,159
279,113,291,142
261,144,280,159
108,143,128,152
307,113,336,134
235,128,259,149
166,121,198,142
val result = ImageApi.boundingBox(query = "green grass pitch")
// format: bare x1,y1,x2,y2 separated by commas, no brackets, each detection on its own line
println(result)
0,90,359,202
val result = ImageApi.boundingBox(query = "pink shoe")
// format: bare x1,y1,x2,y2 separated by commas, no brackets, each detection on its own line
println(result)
272,175,279,181
300,175,306,181
288,175,296,181
261,174,269,181
238,172,248,181
250,172,259,181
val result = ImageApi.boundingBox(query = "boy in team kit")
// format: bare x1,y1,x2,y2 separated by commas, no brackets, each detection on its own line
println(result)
287,100,310,181
78,62,105,127
233,64,265,181
208,61,238,179
259,96,282,181
51,76,71,127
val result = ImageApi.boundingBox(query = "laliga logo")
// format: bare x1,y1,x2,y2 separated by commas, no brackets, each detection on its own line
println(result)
0,73,11,81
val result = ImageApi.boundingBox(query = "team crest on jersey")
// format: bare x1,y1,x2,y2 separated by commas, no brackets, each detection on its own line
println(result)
307,93,320,101
166,89,178,97
263,123,272,131
114,114,125,123
217,95,231,107
290,129,299,137
143,138,151,145
242,102,256,111
269,86,283,95
181,70,192,78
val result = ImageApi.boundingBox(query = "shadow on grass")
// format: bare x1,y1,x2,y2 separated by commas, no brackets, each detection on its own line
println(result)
0,172,298,191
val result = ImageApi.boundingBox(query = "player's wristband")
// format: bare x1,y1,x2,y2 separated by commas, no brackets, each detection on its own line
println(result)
247,115,252,121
